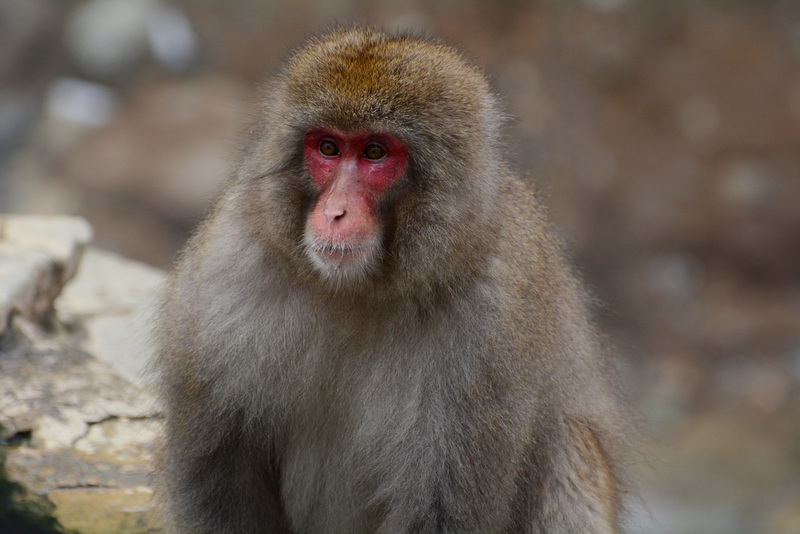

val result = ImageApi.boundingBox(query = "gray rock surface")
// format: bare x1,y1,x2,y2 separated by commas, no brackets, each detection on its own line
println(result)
0,215,164,533
57,246,165,385
0,214,92,335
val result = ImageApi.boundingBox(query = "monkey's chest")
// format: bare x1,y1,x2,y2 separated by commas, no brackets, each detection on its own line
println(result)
274,347,446,530
264,310,502,529
278,388,428,529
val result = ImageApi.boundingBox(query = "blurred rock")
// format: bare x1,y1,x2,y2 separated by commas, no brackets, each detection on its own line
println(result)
584,0,631,12
58,247,165,385
0,91,38,157
147,3,197,73
45,77,120,128
65,0,154,82
0,216,164,532
0,319,157,451
644,253,705,305
58,74,250,265
0,0,58,84
637,411,800,534
48,486,159,534
0,214,92,334
677,94,719,143
65,0,197,82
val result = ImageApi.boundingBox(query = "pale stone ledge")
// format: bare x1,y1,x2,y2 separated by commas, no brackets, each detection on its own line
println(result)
0,215,93,335
0,215,165,533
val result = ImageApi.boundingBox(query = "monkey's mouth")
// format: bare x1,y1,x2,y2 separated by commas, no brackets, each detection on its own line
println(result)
303,227,381,276
307,241,376,271
316,244,369,262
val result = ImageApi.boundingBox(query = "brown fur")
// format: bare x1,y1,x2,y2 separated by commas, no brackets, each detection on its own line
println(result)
153,27,633,533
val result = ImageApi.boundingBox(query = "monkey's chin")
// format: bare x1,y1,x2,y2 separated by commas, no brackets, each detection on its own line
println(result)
304,239,379,284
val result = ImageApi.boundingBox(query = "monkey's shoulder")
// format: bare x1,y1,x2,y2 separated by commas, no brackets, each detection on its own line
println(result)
489,175,575,287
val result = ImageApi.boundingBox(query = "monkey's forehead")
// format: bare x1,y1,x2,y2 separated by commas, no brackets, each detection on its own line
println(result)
280,27,492,132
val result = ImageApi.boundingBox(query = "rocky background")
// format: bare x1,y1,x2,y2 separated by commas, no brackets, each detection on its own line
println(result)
1,0,799,532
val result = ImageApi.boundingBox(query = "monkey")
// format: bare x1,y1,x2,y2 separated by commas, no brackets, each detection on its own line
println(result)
152,26,634,533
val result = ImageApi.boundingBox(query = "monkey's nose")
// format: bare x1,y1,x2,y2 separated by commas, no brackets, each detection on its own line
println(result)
324,207,346,224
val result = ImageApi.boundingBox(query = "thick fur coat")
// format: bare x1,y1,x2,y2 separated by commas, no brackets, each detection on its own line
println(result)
153,27,632,533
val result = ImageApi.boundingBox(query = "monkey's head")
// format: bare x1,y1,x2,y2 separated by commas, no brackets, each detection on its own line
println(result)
236,27,506,296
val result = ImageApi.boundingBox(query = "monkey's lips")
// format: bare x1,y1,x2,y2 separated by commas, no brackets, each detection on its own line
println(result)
317,245,369,262
307,241,377,271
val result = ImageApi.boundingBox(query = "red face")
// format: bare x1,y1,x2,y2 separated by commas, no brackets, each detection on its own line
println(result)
303,128,408,277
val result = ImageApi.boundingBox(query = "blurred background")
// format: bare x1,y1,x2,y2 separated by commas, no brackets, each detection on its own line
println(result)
1,0,799,532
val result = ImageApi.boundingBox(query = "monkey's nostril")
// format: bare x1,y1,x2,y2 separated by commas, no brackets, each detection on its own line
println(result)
333,211,346,221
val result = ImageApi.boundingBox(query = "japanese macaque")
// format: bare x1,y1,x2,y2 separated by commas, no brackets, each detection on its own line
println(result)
153,27,633,533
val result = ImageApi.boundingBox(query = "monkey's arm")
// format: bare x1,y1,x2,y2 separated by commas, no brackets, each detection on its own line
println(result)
157,385,290,533
531,418,619,534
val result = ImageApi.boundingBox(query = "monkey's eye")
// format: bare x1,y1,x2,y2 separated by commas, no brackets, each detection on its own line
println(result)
363,144,386,160
319,140,340,157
